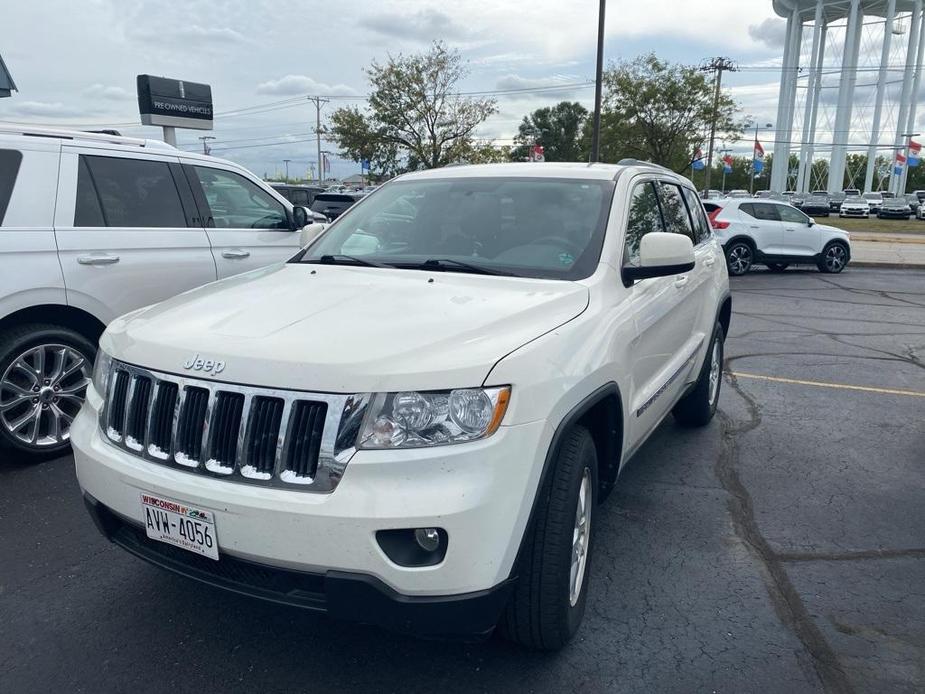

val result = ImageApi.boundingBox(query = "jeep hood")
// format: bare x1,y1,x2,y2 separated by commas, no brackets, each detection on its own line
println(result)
103,263,589,393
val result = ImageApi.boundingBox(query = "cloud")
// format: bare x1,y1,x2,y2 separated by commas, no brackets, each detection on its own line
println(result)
359,8,470,41
3,100,89,118
255,75,358,97
749,18,788,49
132,24,248,46
494,74,589,98
83,83,133,101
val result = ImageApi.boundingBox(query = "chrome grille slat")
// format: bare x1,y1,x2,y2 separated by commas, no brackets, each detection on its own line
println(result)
98,360,364,493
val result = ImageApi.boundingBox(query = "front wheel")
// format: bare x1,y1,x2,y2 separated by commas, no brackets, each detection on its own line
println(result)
673,323,724,427
817,242,849,274
500,426,598,650
725,242,753,276
0,324,95,460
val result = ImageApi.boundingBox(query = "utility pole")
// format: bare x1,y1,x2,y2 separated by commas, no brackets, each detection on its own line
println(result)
308,96,329,184
283,159,291,181
590,0,607,162
701,57,737,192
198,135,215,155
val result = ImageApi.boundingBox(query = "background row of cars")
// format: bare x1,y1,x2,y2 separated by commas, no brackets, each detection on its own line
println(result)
269,182,376,221
702,188,925,220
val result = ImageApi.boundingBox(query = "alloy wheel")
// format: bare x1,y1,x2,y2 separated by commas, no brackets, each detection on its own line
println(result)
0,344,91,449
569,467,592,607
825,244,847,273
728,244,752,275
708,337,722,406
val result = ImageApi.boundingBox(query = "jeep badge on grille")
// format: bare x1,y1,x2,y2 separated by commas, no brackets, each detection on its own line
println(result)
183,354,226,375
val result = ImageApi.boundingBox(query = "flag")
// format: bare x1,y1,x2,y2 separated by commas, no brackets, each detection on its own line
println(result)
895,151,907,176
722,154,734,174
753,139,765,173
909,139,921,167
692,147,705,171
530,145,545,162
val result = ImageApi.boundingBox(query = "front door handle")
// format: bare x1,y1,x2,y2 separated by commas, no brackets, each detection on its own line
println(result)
77,254,120,266
222,249,250,259
674,275,689,288
704,255,716,267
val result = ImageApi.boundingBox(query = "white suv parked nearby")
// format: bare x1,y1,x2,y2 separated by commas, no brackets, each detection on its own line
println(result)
0,125,317,459
73,161,731,649
709,198,851,275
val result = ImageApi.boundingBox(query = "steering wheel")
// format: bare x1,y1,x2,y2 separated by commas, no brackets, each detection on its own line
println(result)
531,235,583,257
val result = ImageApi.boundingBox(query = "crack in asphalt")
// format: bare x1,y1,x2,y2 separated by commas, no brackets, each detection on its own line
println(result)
716,370,855,694
777,548,925,562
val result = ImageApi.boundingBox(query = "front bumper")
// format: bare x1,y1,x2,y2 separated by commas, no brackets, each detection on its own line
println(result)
840,209,869,217
83,494,514,637
72,388,549,605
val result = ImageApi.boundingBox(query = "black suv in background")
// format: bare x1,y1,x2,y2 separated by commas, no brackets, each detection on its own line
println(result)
270,183,326,207
310,192,359,220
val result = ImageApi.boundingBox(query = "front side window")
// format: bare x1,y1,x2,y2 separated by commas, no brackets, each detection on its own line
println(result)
193,167,288,229
657,182,696,243
300,177,614,280
776,204,810,224
0,149,23,226
623,181,663,266
78,155,187,228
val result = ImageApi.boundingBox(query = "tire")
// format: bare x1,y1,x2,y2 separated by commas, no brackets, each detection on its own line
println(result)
817,241,849,274
765,262,789,272
673,323,724,427
0,324,96,460
500,425,598,650
725,241,753,276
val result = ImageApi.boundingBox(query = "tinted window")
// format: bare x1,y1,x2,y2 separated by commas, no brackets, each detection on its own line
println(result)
657,183,696,243
0,149,23,226
777,204,809,224
624,181,663,266
741,202,780,222
194,167,288,229
80,155,187,228
302,177,614,281
681,186,711,244
75,156,105,227
288,189,311,206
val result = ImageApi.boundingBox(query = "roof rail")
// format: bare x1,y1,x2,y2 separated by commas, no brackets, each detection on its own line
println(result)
0,123,176,150
617,158,674,173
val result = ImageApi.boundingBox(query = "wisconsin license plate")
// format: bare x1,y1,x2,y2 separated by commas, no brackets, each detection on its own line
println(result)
141,493,218,561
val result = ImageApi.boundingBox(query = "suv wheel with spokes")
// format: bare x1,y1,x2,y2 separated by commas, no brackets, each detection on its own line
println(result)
725,241,753,276
0,324,95,460
818,241,849,274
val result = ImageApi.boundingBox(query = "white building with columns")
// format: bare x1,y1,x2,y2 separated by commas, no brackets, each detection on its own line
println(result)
772,0,925,194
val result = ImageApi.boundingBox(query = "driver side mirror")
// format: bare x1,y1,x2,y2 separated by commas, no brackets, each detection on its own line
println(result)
292,206,309,229
623,232,695,283
300,221,328,247
808,218,815,227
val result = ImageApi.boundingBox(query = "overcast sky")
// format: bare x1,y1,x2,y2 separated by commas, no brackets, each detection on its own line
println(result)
0,0,868,179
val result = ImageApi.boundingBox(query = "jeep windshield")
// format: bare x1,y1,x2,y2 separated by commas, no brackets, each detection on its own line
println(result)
297,177,615,280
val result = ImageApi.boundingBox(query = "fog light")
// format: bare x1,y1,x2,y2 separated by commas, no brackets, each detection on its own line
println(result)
414,527,441,552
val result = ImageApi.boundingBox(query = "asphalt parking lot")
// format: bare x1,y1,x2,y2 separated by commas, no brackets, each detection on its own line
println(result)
1,267,923,693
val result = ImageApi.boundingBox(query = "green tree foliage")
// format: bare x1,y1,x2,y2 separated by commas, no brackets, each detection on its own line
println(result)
587,54,741,170
329,42,497,172
511,101,589,161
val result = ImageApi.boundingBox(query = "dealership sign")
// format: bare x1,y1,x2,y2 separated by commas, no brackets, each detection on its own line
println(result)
137,75,213,130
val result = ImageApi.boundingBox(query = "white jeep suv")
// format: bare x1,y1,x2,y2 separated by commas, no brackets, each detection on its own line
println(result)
0,125,317,459
73,161,731,649
709,198,851,275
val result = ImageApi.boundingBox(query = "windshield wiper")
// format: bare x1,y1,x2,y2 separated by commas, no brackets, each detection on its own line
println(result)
310,254,393,269
409,258,513,276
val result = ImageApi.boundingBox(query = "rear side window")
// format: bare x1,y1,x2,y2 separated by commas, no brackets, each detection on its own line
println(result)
657,182,696,244
741,202,780,222
287,189,311,206
77,155,187,228
624,181,663,266
0,149,23,226
680,187,711,244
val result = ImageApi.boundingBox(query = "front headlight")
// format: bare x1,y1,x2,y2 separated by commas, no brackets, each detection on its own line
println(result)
91,349,113,397
357,386,511,449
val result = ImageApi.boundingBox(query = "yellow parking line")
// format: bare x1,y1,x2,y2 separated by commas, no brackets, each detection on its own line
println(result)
728,371,925,398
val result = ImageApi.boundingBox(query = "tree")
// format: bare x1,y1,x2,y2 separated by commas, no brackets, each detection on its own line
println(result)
446,140,513,164
329,42,497,171
511,101,589,161
328,106,401,180
587,54,741,171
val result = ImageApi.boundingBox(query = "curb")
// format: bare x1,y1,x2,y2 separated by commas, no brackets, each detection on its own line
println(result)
851,235,925,244
849,261,925,270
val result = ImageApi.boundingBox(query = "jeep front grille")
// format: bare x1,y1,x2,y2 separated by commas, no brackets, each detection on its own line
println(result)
100,360,367,492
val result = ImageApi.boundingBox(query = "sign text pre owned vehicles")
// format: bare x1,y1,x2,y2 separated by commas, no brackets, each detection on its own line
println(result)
72,162,731,650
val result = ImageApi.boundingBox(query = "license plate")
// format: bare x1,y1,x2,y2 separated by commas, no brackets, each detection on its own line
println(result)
141,493,218,561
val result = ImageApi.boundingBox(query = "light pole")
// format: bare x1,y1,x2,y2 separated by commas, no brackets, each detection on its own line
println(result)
590,0,606,162
283,159,291,181
749,121,773,194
